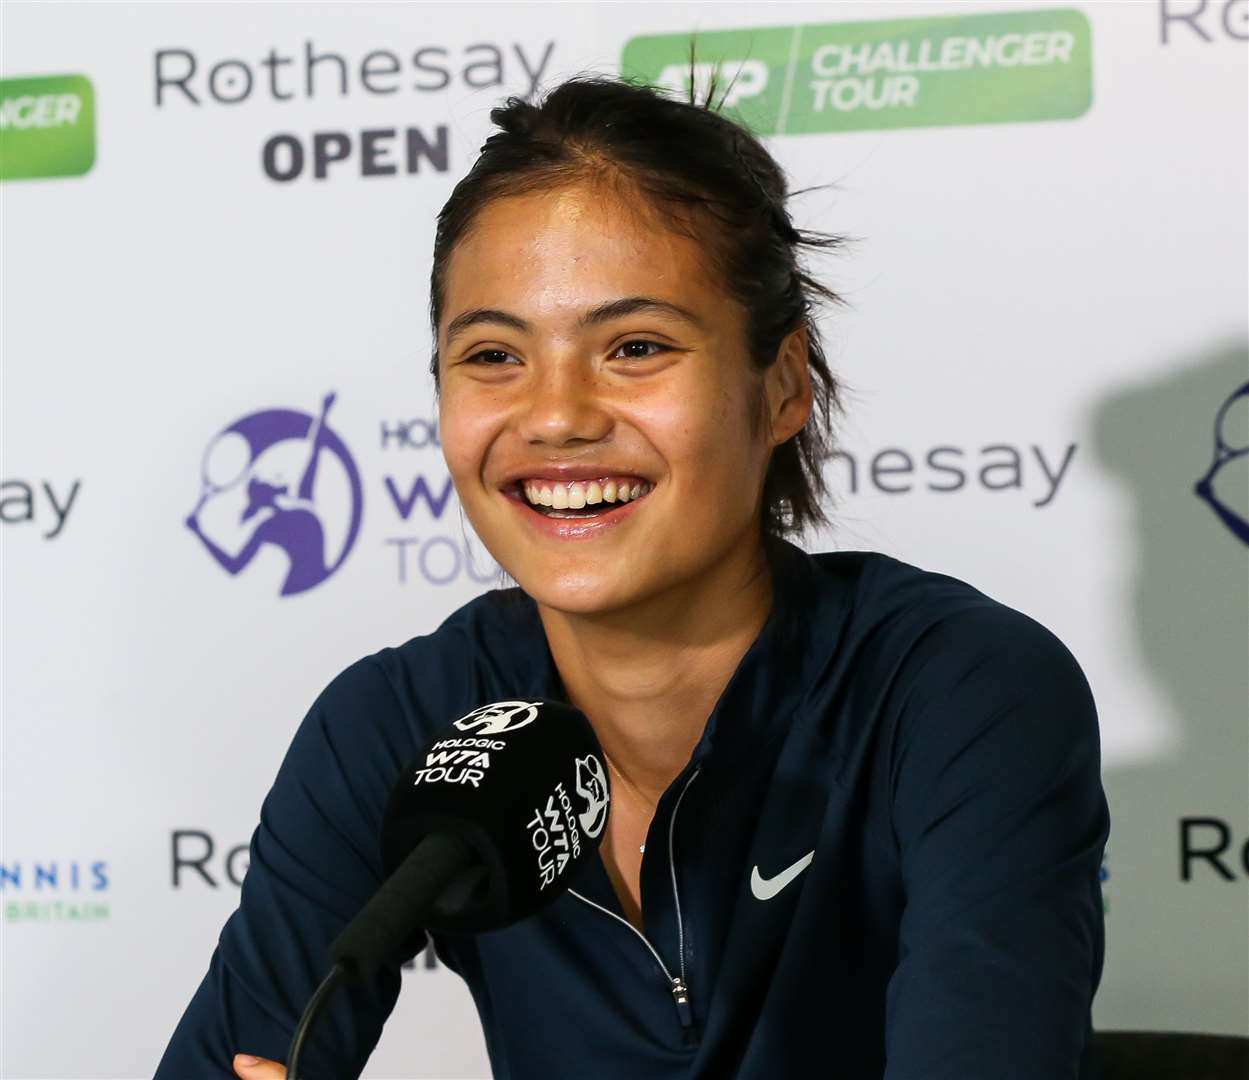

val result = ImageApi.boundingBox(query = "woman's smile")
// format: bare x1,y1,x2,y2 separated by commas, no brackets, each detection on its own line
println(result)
501,474,656,540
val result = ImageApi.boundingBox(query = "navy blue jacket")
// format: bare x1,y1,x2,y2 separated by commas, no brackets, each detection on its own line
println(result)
156,539,1110,1078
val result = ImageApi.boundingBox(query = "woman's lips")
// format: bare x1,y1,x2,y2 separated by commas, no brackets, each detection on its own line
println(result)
501,483,651,540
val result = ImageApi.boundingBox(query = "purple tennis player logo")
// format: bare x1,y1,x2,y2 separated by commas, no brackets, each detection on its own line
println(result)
185,392,364,596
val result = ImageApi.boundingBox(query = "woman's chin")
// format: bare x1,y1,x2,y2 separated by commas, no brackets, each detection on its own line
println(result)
512,568,648,619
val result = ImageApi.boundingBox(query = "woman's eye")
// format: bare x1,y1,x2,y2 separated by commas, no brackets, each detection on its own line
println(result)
614,340,669,360
464,341,668,365
466,349,518,366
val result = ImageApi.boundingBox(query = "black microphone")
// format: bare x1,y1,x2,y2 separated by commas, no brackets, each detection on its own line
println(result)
286,698,611,1078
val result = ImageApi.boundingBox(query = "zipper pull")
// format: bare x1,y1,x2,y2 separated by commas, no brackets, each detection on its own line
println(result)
671,977,694,1029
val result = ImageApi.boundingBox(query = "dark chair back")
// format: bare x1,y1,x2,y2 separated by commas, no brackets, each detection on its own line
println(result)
1094,1030,1249,1080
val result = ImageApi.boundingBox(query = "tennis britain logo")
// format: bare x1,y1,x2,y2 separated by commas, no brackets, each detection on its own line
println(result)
186,393,364,595
1,858,110,923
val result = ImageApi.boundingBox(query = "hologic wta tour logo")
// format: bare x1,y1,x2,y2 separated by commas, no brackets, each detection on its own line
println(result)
454,701,541,736
622,8,1092,135
0,74,96,181
575,756,609,839
186,397,498,594
185,393,364,596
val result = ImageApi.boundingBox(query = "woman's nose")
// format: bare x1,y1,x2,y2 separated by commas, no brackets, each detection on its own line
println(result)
516,363,613,447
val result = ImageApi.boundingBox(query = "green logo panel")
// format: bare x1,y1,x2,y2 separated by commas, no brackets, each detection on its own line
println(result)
622,8,1092,135
0,74,96,181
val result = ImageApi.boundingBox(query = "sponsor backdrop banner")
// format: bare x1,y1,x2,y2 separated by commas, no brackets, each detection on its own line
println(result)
2,1,1245,1076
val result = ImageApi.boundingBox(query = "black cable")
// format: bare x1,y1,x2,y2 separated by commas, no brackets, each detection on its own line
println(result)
282,835,477,1078
286,960,350,1080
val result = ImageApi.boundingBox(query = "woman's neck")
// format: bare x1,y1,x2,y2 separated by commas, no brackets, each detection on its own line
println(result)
536,536,774,803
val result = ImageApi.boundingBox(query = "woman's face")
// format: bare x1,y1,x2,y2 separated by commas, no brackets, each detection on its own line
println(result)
437,180,807,616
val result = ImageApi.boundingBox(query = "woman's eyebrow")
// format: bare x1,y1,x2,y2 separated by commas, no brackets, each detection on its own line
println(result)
444,296,705,346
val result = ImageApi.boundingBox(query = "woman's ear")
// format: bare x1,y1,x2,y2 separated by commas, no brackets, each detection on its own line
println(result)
764,326,813,447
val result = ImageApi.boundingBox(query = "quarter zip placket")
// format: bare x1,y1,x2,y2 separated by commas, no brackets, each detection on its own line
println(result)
569,766,702,1034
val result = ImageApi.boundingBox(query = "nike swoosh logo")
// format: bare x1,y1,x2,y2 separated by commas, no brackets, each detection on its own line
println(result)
750,850,815,901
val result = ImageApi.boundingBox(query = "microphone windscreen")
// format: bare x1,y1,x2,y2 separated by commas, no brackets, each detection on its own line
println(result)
380,699,611,932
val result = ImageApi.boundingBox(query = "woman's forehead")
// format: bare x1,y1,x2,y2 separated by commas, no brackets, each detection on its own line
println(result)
442,185,726,324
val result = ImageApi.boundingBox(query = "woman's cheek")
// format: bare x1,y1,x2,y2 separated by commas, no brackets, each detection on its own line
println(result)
439,392,491,489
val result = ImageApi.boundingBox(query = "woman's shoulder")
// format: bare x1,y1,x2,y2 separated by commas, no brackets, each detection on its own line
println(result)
323,586,544,748
804,546,1060,643
793,545,1090,707
807,546,1001,621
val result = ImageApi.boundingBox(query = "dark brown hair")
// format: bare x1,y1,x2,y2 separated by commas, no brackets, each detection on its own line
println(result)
429,54,853,539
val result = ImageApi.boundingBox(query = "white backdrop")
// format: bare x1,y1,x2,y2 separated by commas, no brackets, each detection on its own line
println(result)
2,2,1246,1078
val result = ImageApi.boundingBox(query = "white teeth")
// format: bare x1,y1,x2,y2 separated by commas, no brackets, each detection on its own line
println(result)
518,478,652,510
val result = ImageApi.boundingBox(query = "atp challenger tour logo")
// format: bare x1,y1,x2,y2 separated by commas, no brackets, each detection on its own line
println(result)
0,74,96,181
186,393,364,596
622,8,1092,135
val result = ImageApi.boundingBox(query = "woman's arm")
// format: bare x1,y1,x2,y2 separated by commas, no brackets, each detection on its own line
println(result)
154,656,413,1077
883,605,1111,1079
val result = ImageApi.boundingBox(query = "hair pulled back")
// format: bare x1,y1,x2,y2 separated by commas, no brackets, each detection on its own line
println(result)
429,52,852,539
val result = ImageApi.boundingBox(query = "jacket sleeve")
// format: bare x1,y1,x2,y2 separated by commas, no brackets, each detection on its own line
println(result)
154,655,416,1078
882,605,1110,1080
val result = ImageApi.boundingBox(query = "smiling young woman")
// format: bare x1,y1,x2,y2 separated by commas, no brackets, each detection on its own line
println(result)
157,67,1110,1080
433,177,820,927
422,87,850,942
